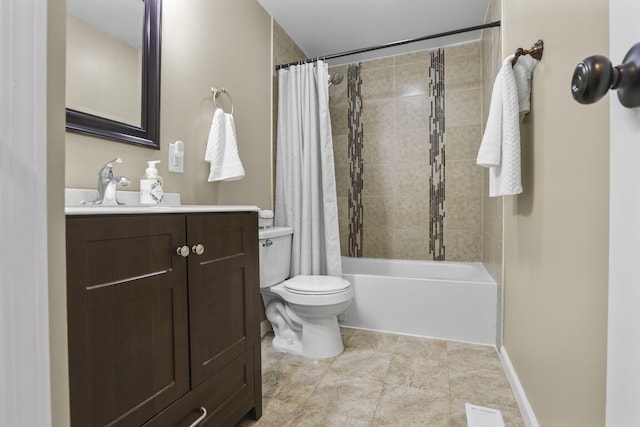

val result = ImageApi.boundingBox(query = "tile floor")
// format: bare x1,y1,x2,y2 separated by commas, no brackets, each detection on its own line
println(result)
237,328,524,427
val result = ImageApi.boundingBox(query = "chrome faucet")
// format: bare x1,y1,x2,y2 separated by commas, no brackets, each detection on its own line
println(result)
83,158,130,205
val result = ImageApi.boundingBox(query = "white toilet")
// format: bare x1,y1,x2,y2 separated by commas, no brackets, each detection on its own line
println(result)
259,227,353,359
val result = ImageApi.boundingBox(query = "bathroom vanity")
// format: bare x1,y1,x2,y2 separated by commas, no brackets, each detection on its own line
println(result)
65,207,261,426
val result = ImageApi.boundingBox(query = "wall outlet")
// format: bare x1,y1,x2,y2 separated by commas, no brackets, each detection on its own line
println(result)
168,141,184,173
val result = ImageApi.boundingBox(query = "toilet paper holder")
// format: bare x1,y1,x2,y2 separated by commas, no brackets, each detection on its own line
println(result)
571,42,640,108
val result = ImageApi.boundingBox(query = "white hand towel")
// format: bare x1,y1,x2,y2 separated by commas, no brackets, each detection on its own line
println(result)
205,108,245,181
476,55,522,197
513,55,539,120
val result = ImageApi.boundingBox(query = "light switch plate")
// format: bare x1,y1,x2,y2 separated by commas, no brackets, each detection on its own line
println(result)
168,142,184,173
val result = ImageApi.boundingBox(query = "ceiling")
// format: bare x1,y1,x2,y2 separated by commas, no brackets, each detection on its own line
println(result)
256,0,493,65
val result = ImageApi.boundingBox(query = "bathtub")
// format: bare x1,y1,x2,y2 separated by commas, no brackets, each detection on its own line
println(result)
340,257,498,345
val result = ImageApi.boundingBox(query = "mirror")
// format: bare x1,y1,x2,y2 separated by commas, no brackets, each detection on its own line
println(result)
66,0,162,149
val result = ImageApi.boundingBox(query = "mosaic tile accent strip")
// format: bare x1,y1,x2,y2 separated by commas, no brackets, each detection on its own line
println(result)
428,49,446,260
347,63,364,257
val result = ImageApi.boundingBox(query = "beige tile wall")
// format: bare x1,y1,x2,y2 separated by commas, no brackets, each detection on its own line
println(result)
331,41,484,261
444,43,483,261
480,0,503,284
329,65,350,256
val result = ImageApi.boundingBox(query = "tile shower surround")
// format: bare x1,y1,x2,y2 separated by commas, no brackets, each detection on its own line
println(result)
236,328,524,426
331,42,484,262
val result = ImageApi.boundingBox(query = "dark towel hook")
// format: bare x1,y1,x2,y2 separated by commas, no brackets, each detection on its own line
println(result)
571,42,640,108
512,40,544,66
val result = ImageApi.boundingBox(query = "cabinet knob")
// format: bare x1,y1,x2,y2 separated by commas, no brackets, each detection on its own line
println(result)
188,407,207,427
192,244,205,255
176,245,190,257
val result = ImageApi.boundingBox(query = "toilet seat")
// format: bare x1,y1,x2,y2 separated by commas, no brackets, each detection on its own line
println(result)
267,279,354,307
283,275,351,295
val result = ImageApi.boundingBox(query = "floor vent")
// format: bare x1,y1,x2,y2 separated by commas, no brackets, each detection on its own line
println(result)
465,403,505,427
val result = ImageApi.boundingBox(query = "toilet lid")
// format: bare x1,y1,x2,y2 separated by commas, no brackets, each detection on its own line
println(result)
283,275,351,295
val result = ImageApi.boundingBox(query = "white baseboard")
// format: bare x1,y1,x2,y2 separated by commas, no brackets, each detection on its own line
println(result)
260,320,272,338
499,346,539,427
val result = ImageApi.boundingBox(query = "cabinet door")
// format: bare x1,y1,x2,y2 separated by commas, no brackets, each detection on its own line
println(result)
186,212,259,387
66,215,190,427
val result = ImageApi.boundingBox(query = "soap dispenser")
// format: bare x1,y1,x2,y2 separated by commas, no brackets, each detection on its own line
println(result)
140,160,164,204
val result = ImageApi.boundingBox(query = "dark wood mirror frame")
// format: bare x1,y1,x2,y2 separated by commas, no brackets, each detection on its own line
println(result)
66,0,162,150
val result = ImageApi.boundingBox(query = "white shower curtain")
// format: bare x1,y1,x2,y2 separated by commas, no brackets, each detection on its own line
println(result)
275,60,342,277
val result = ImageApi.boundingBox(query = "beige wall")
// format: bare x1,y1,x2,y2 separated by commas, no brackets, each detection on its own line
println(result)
502,0,609,425
49,0,69,424
66,0,273,209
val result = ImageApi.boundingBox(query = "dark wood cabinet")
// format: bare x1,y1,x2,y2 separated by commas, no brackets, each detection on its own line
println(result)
66,211,261,427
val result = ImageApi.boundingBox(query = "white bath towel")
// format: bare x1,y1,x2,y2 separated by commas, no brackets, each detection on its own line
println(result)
205,108,245,181
476,55,522,197
513,55,539,121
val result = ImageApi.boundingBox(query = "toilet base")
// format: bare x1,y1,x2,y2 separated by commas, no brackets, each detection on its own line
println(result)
272,335,303,356
262,287,352,359
299,315,344,359
268,314,345,359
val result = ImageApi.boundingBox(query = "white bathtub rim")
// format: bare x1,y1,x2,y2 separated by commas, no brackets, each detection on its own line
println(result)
341,256,488,266
341,256,495,285
344,273,495,286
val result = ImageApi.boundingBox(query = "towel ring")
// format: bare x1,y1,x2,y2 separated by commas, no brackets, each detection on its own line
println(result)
211,86,234,114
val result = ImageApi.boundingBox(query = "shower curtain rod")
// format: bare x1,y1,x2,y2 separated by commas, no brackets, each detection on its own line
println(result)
275,21,501,70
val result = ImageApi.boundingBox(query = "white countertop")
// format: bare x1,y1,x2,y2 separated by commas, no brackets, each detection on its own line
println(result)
65,204,260,215
64,188,260,215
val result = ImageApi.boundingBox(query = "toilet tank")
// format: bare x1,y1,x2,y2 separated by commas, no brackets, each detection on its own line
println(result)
258,226,293,288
